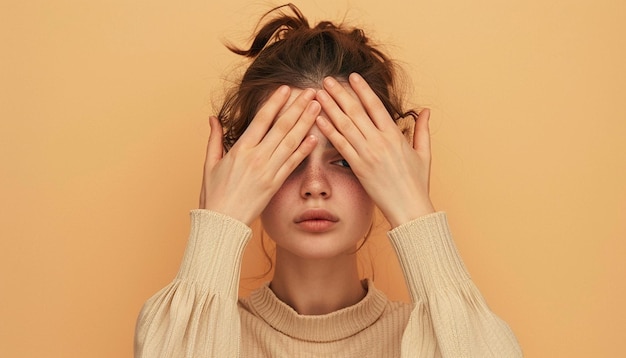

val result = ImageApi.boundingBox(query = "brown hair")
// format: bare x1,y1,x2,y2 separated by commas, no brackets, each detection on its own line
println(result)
218,3,415,150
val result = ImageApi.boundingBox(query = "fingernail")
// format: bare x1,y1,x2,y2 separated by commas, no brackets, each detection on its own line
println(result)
303,88,316,100
307,101,320,113
316,90,330,101
350,73,362,82
278,85,290,95
316,116,329,127
324,77,337,88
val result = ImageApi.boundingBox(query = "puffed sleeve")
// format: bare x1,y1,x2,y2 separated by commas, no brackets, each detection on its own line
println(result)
134,210,252,358
389,212,523,357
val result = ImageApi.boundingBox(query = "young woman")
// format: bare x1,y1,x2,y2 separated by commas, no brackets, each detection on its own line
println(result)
135,4,522,357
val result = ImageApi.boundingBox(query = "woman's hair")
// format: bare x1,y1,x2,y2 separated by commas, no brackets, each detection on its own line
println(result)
218,3,415,151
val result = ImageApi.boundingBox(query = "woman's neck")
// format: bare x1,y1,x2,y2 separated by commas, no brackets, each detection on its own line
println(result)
269,249,366,315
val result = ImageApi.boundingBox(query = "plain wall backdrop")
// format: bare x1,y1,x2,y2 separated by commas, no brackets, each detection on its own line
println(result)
1,0,624,357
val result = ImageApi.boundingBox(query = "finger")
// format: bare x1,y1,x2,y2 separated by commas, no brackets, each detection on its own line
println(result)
206,116,224,169
274,134,318,183
315,115,359,167
413,108,431,155
200,116,222,209
261,88,316,151
237,85,291,146
316,89,369,153
348,73,394,130
266,99,319,172
321,76,377,138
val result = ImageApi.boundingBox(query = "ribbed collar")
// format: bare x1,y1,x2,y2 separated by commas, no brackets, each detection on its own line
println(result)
247,279,388,342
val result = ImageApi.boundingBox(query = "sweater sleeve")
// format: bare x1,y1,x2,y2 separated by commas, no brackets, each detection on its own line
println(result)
388,212,522,358
134,210,252,358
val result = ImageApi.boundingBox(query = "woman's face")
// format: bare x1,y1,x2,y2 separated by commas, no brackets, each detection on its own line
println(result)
260,87,375,261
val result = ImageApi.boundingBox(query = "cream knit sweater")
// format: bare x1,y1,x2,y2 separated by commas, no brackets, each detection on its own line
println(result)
135,210,522,357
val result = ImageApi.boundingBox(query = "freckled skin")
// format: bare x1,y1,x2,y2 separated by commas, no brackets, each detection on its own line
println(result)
260,87,375,261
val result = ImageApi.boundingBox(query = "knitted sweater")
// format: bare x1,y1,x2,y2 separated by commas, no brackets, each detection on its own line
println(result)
135,210,522,357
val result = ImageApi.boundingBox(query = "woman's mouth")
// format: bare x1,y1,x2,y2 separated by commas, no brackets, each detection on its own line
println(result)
294,209,339,233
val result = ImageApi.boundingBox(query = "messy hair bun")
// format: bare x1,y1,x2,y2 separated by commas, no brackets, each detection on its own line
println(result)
218,3,414,150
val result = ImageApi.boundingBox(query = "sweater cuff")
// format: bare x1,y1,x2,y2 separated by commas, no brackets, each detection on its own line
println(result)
388,212,470,302
175,210,252,299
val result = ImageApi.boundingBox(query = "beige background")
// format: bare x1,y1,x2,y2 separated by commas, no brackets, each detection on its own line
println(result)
1,0,625,357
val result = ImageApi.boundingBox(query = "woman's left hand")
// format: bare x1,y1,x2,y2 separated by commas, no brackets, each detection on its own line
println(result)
315,73,435,228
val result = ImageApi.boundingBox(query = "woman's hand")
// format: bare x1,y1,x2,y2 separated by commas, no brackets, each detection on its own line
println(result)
199,86,320,226
315,74,435,228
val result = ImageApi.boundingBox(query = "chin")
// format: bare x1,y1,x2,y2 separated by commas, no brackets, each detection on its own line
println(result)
273,234,360,261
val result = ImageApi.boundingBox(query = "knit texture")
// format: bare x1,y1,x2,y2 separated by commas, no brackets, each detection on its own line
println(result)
135,210,522,357
238,280,410,357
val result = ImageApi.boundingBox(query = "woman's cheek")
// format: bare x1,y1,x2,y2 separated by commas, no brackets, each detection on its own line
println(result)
335,171,372,205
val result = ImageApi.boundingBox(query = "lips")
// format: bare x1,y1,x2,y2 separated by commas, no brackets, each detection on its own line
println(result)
294,209,339,223
294,209,339,232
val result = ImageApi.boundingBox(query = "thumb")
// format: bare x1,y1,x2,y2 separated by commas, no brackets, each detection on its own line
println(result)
200,116,224,209
206,116,224,168
413,108,431,154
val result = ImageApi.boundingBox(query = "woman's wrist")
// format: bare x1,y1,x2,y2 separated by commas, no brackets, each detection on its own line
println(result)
386,199,436,228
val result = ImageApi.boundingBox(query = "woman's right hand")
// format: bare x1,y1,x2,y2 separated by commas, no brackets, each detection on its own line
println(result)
199,86,320,226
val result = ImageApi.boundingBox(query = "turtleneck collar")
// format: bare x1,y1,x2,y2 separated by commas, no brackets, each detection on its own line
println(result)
246,279,388,342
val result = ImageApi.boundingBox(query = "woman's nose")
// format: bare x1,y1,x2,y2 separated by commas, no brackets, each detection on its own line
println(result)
299,162,331,199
